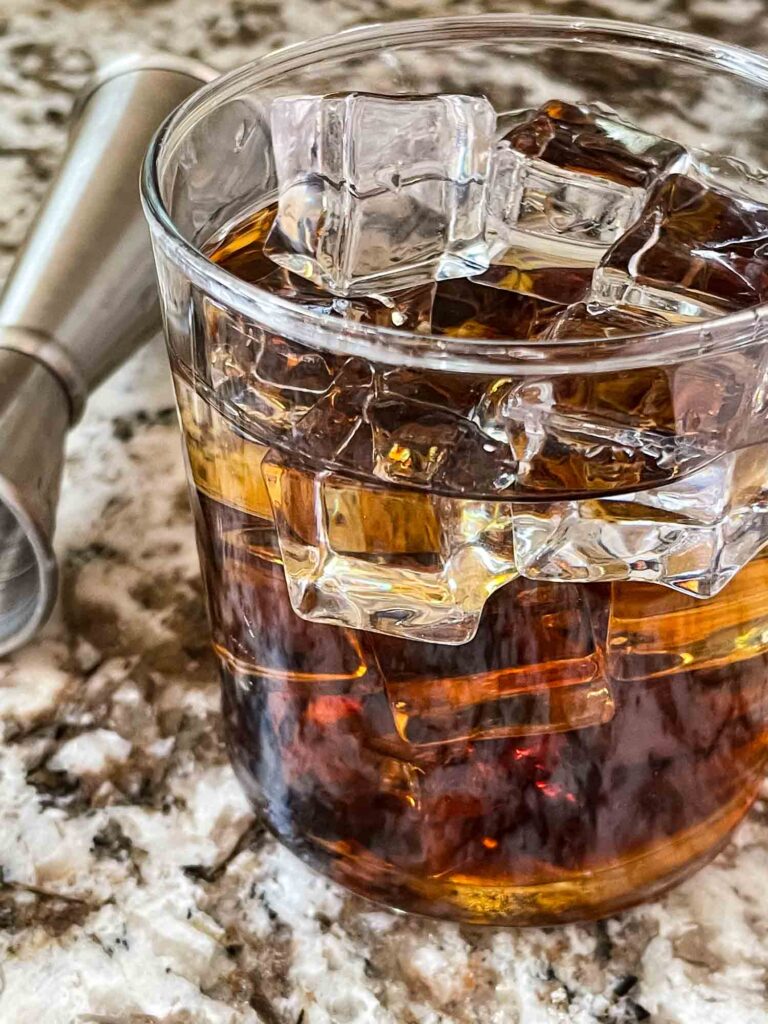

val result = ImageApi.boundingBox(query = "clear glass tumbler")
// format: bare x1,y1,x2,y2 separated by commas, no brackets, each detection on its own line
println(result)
142,15,768,925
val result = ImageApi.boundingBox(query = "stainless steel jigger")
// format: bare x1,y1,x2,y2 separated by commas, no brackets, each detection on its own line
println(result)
0,54,216,656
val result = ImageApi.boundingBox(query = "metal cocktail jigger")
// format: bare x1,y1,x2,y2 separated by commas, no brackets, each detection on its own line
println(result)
0,55,216,656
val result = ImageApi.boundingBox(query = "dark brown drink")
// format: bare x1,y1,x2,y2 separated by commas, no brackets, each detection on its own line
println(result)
166,206,768,924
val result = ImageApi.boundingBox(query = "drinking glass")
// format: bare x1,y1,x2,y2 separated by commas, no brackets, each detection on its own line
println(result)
142,15,768,925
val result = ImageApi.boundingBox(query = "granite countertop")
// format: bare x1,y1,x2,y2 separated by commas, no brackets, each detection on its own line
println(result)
3,1,768,1022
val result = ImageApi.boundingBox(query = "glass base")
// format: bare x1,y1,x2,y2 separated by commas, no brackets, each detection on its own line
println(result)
223,663,762,926
237,771,756,926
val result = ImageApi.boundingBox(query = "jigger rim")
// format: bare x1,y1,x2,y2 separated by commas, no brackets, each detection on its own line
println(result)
72,53,219,123
143,13,768,377
0,472,58,658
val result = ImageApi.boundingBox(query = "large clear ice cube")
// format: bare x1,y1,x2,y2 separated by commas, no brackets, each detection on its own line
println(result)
542,307,768,459
264,92,496,296
513,445,768,597
472,370,686,495
592,172,768,322
290,358,375,472
504,100,688,188
486,146,645,268
223,328,340,436
483,100,687,283
262,453,518,644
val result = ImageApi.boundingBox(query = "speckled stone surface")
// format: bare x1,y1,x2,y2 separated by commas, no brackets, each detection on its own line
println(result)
2,2,768,1022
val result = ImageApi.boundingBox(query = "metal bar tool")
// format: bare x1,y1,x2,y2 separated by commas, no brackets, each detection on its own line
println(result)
0,54,216,656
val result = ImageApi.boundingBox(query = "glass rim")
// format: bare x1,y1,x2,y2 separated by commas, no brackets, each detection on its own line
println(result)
141,13,768,375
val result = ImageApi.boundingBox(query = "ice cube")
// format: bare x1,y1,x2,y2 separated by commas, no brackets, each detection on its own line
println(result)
486,145,645,267
670,346,768,453
199,293,345,436
228,331,340,435
483,100,687,278
291,362,490,483
592,172,768,322
369,368,527,494
370,580,614,747
377,366,487,417
291,358,375,472
264,92,496,296
367,395,474,485
262,453,518,644
472,312,767,497
210,203,437,329
202,278,433,442
367,394,517,493
473,371,686,495
513,444,768,597
546,306,768,459
504,100,687,188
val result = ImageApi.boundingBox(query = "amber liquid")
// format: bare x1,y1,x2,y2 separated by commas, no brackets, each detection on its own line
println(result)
175,209,768,925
